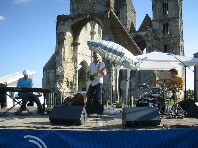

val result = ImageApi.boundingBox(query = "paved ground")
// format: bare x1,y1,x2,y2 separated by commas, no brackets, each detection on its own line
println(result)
0,106,198,131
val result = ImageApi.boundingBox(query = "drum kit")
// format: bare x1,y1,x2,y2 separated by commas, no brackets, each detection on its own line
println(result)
135,79,182,116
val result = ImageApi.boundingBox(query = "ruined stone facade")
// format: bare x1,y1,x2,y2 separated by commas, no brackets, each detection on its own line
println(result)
43,0,185,104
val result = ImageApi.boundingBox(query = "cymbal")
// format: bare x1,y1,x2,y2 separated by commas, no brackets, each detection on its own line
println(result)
156,79,168,85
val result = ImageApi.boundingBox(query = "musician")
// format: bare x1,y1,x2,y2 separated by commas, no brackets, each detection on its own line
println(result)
15,70,44,115
86,52,106,116
167,68,184,103
0,82,7,108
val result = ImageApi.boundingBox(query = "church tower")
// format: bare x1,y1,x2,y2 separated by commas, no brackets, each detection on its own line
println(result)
114,0,136,31
152,0,184,55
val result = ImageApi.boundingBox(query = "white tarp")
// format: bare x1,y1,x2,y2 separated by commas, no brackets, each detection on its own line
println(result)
135,51,198,70
137,61,183,70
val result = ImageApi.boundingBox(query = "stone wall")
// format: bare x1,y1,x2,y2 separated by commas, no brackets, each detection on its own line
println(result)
70,0,107,16
43,13,104,104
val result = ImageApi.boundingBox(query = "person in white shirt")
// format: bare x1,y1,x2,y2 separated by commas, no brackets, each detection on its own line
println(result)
86,52,107,116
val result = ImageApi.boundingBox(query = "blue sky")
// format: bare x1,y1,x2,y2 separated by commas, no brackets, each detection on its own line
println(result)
0,0,197,90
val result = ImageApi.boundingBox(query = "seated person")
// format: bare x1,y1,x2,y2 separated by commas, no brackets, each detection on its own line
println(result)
167,68,184,102
15,70,44,115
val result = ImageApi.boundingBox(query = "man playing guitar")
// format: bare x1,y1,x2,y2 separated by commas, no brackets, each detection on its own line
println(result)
86,52,106,116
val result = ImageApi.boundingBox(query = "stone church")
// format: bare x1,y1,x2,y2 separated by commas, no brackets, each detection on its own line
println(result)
42,0,184,104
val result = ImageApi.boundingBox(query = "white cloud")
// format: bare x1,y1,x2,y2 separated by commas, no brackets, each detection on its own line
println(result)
14,0,31,4
0,16,5,21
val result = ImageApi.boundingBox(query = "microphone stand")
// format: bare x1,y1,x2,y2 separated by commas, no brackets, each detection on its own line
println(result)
125,57,147,107
125,57,147,83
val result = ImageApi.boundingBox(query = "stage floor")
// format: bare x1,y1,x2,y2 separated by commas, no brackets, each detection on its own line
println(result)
0,106,198,130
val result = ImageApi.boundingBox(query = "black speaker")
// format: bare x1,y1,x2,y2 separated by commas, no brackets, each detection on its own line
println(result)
185,103,198,118
178,99,195,110
49,106,87,125
122,107,161,127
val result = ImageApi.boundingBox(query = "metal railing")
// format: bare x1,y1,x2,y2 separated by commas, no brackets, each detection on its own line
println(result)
45,91,77,108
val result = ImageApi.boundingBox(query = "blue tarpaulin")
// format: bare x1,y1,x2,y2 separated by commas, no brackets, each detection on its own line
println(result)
0,128,198,148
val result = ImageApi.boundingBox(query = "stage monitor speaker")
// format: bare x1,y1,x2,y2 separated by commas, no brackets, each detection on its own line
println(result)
185,103,198,118
122,107,161,127
178,99,195,110
49,106,87,125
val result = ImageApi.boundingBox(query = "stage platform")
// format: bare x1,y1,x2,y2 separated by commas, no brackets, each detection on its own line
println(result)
0,106,198,130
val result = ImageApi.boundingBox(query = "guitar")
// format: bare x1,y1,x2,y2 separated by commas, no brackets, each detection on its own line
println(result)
86,67,106,86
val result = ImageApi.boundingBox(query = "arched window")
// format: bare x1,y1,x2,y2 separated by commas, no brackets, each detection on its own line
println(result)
163,23,169,35
162,2,169,15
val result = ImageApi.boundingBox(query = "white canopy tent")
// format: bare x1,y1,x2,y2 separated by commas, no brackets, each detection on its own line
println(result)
114,51,198,104
135,51,198,99
135,51,198,68
137,61,183,70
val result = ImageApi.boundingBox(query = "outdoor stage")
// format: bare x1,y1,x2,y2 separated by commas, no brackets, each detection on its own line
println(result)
0,107,198,147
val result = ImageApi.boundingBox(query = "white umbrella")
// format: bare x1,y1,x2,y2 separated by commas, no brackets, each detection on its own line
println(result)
87,40,139,69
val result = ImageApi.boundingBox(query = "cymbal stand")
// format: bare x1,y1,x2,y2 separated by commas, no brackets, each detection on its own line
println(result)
137,87,145,99
159,81,169,114
166,100,185,119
